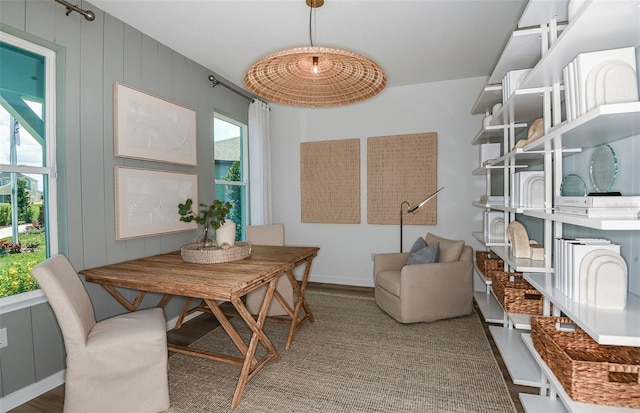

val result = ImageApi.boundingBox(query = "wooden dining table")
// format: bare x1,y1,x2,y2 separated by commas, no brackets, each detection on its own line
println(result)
79,244,319,409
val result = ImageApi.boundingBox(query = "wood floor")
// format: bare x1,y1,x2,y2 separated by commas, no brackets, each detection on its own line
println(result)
8,283,535,413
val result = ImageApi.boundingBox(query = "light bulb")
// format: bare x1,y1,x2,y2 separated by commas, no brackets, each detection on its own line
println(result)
312,56,319,74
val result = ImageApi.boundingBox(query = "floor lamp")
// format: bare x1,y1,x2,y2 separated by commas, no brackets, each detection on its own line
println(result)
400,187,445,252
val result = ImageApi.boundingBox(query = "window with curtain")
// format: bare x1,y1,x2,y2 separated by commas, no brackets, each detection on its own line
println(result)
0,32,58,302
214,114,248,241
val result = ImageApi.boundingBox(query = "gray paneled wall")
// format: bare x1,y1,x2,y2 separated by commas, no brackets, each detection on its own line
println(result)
0,0,250,400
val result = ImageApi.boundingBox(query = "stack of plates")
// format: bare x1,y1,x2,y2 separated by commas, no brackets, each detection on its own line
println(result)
483,211,504,242
578,249,627,310
501,69,532,103
511,171,544,208
563,47,638,121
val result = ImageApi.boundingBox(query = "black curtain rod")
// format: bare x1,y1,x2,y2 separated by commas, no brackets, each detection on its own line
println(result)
208,75,255,102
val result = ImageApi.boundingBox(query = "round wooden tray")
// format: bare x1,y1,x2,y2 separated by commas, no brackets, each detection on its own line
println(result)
180,241,251,264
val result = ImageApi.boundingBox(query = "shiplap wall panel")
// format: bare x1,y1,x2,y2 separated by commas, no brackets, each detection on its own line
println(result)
0,308,35,395
25,0,55,41
31,303,65,381
0,1,25,30
55,3,85,269
103,15,127,265
80,12,108,270
121,25,147,261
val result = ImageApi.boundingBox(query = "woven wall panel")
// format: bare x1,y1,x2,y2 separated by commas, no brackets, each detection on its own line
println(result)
367,132,438,225
300,139,360,223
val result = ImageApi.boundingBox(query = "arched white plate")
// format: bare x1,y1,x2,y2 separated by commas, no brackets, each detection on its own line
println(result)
586,254,627,306
585,61,615,112
523,175,544,208
578,249,622,303
490,217,504,241
598,61,638,107
592,261,627,310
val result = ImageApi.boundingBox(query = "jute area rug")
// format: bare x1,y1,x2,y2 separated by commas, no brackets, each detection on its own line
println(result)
164,290,516,413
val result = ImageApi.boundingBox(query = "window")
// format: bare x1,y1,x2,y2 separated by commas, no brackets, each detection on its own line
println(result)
0,32,58,304
214,114,248,241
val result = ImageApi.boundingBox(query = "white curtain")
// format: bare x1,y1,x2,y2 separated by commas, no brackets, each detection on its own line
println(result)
249,99,272,225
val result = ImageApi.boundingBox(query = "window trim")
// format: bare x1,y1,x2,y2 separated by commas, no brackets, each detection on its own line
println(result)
0,30,58,308
214,114,249,188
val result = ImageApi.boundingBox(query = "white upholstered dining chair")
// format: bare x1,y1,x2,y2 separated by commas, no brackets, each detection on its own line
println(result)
31,254,170,413
244,224,295,316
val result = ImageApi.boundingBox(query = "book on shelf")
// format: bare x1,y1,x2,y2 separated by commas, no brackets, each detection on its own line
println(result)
555,196,640,208
555,205,640,218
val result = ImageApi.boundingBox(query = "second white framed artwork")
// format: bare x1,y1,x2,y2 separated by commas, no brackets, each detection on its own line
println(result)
115,166,198,240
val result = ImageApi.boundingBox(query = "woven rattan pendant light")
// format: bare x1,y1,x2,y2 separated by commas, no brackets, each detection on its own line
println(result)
244,0,386,107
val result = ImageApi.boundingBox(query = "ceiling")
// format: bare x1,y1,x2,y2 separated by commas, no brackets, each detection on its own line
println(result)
88,0,529,96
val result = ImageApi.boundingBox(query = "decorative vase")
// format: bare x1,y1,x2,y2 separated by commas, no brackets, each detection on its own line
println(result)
197,220,213,250
216,221,236,247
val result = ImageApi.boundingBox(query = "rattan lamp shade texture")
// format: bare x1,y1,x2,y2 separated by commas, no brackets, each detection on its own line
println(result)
244,46,387,107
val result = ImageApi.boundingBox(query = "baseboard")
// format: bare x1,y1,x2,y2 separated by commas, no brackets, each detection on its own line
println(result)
308,274,374,288
0,370,65,413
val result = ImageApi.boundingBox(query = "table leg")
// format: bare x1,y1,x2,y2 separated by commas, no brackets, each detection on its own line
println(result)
204,298,251,360
229,277,281,409
173,297,193,329
285,258,315,349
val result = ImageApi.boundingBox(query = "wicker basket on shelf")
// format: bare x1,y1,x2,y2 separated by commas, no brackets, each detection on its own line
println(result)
531,316,640,408
490,271,544,314
180,242,251,264
475,251,504,277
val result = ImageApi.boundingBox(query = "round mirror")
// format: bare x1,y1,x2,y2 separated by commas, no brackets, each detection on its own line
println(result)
590,144,618,193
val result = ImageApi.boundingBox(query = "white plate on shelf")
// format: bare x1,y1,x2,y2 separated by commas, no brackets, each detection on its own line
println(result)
586,255,627,307
490,217,504,241
599,61,638,107
579,249,622,303
522,175,544,208
586,60,638,110
585,61,615,111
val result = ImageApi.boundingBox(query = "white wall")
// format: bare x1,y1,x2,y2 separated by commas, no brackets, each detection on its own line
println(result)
269,77,488,287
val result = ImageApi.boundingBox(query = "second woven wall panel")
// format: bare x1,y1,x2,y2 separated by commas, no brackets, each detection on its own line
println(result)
367,132,438,225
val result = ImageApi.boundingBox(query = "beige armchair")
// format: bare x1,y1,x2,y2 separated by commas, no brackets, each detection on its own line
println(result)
373,233,473,323
31,255,170,413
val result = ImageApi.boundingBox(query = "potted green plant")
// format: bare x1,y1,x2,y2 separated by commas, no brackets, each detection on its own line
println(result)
178,198,232,249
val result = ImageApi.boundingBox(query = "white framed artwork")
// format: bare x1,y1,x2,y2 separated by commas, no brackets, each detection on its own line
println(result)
115,166,198,240
114,82,197,165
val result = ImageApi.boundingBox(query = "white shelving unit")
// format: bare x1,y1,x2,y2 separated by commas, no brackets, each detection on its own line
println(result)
488,326,541,387
520,393,568,413
472,230,506,247
471,1,640,411
491,246,552,274
525,210,640,231
473,290,504,324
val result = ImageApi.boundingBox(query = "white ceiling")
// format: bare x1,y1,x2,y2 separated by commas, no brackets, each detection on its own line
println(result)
88,0,529,94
